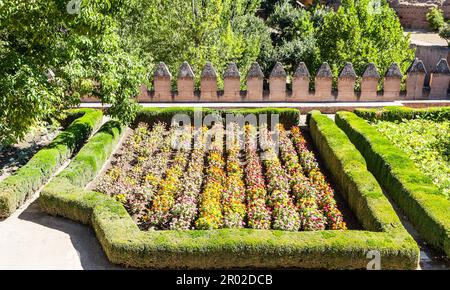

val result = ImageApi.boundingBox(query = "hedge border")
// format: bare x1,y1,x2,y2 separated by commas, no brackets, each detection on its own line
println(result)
0,109,103,217
39,108,419,269
354,106,450,122
135,107,301,129
335,111,450,257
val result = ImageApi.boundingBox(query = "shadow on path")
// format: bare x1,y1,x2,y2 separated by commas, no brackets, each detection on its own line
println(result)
13,199,121,270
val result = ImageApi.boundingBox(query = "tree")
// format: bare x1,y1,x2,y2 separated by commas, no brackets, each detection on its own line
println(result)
316,0,414,78
129,0,268,87
439,24,450,46
260,0,413,84
426,7,446,32
263,1,320,75
0,0,147,145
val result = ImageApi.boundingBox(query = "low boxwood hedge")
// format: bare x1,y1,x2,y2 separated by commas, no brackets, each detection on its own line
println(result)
354,106,450,122
308,111,406,233
135,107,301,129
39,108,419,269
0,109,103,218
335,111,450,257
40,120,125,223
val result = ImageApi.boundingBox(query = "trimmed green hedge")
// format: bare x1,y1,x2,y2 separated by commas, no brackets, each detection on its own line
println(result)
39,109,419,269
354,106,450,122
335,111,450,257
135,107,301,129
0,109,103,217
40,120,124,224
308,111,406,233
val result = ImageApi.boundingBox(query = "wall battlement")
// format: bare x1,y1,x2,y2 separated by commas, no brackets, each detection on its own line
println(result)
389,0,450,29
83,59,450,103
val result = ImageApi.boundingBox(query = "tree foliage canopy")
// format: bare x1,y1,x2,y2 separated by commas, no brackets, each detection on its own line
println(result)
0,0,414,145
0,0,146,144
316,0,414,77
129,0,268,86
262,0,414,79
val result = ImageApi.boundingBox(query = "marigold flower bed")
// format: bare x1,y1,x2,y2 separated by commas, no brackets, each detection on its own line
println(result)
94,122,348,231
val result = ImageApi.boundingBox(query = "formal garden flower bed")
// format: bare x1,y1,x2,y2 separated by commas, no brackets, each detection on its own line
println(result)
37,107,420,269
336,107,450,258
92,119,348,232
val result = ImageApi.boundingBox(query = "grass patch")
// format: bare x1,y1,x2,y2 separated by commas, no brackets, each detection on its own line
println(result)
373,119,450,199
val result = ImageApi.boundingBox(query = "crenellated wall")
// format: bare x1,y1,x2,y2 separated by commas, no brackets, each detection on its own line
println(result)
389,1,450,29
83,59,450,103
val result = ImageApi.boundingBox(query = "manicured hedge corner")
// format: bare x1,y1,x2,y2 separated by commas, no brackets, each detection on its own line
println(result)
307,111,418,260
354,106,450,122
0,109,103,218
39,108,419,269
335,111,450,257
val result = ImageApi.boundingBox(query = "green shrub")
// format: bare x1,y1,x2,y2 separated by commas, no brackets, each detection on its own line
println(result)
308,110,406,233
439,23,450,46
354,106,450,122
427,7,446,31
58,120,124,189
135,107,301,129
40,120,124,224
0,109,103,217
335,111,450,257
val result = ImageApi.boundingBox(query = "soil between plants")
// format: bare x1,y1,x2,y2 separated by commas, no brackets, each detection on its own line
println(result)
0,124,61,182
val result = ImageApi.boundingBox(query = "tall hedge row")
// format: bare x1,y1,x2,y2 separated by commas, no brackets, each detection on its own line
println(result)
135,107,301,129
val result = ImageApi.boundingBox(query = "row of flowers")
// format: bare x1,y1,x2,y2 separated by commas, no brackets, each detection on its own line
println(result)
290,126,346,230
95,123,166,221
243,125,272,230
139,125,178,204
195,124,226,230
222,123,246,228
277,125,326,231
145,126,192,230
259,126,301,231
168,128,208,230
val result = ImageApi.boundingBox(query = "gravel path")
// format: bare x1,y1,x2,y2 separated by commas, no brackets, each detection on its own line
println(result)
406,29,448,47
